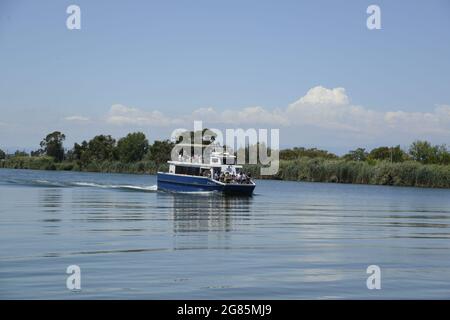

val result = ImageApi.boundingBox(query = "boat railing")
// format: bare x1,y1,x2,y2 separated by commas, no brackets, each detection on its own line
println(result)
177,155,205,164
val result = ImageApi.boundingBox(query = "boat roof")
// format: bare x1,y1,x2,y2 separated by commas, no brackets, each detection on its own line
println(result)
175,144,236,157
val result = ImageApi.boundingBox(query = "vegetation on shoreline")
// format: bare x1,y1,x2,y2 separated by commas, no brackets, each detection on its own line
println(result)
1,131,450,188
244,159,450,188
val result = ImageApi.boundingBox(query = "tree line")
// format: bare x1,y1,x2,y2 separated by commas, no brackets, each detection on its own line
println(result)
1,131,450,166
0,131,174,172
279,142,450,165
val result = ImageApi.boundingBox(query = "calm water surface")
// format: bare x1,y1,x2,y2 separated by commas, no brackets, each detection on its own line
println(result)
1,168,450,299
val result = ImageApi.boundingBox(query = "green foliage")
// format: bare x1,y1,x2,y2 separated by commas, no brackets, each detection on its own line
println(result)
14,150,29,157
0,149,5,160
280,147,337,160
244,158,450,188
117,132,149,163
66,136,116,169
409,140,434,163
368,145,407,162
146,139,174,165
343,148,368,161
40,131,65,162
86,135,117,162
408,140,450,165
0,156,56,170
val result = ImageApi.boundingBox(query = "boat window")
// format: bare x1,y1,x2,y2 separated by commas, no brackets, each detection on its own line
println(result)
175,166,201,176
223,157,235,165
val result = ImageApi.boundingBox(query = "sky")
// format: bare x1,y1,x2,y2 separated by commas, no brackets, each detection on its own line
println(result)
1,0,450,154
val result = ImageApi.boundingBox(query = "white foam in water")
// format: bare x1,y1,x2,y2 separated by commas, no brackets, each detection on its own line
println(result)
72,182,158,192
32,179,65,187
72,182,106,188
118,185,158,191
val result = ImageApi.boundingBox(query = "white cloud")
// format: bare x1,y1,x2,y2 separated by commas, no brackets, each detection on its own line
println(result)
191,106,288,125
64,115,90,122
285,86,383,133
105,104,181,126
73,87,450,144
385,105,450,135
294,86,349,106
284,87,450,137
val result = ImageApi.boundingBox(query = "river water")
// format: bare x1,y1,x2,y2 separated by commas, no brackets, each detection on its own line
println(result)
1,168,450,299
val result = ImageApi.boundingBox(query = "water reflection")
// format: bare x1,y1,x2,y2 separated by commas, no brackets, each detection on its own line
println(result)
39,188,63,213
38,188,63,235
163,193,253,233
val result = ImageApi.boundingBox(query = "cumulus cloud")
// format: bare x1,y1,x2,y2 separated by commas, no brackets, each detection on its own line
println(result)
68,86,450,143
286,87,378,132
294,86,349,106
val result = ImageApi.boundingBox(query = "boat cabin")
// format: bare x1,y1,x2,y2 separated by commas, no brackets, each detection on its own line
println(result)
167,150,250,183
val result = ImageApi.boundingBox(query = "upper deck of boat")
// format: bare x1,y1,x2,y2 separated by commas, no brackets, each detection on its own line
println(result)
168,151,242,169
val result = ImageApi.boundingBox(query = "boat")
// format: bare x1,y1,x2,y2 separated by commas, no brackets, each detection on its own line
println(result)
157,147,256,196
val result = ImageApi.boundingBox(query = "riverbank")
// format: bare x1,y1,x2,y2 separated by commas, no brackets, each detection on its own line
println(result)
245,158,450,188
2,156,450,189
0,156,169,175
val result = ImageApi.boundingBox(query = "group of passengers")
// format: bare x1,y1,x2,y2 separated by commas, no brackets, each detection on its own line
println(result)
214,171,252,184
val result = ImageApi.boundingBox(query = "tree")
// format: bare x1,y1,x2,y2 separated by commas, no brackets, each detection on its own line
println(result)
14,150,29,157
86,135,116,162
40,131,66,162
0,149,5,160
368,145,406,162
70,141,88,161
408,140,439,164
435,144,450,165
30,149,44,157
280,147,338,160
117,132,149,163
147,140,175,165
343,148,368,161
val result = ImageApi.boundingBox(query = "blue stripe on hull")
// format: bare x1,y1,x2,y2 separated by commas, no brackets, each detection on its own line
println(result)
157,173,255,195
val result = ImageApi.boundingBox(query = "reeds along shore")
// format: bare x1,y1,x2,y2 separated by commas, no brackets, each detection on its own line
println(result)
0,156,168,174
243,158,450,188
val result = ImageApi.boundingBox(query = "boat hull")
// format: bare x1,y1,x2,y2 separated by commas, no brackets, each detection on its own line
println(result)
157,172,255,195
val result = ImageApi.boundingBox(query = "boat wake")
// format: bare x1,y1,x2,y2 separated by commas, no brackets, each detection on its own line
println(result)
2,178,233,195
71,182,158,192
3,179,158,192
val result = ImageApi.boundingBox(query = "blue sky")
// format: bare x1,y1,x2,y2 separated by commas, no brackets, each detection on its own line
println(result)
1,0,450,154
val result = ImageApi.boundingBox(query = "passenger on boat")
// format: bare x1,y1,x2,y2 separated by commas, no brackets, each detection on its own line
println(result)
236,172,242,183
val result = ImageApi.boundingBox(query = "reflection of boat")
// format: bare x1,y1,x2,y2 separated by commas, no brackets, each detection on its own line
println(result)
157,148,256,195
161,192,253,233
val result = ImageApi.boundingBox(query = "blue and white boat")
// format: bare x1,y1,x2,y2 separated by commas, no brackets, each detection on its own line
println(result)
157,149,255,196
